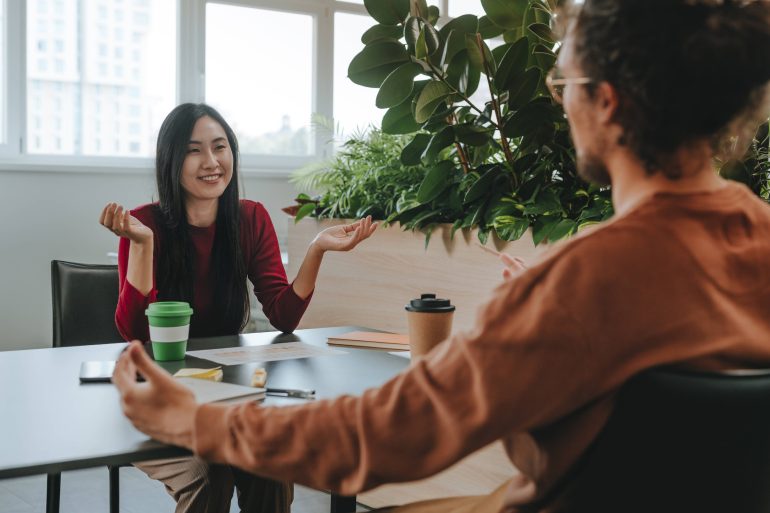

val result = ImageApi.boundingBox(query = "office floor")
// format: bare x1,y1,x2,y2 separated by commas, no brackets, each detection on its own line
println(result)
0,466,370,512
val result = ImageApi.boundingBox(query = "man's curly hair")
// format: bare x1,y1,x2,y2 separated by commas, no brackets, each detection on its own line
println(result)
564,0,770,178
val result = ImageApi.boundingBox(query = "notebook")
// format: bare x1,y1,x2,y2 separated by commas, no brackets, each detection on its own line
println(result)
176,377,265,404
327,331,410,351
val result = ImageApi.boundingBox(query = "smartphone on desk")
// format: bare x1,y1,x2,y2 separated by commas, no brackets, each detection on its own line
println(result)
79,361,146,383
79,361,115,383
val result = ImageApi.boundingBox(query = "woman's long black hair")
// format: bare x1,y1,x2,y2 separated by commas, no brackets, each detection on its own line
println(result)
153,103,250,334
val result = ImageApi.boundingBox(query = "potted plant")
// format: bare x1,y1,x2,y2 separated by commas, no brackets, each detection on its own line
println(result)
285,0,769,332
294,0,613,247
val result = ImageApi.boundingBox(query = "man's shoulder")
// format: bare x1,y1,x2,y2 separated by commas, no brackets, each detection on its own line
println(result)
538,218,661,272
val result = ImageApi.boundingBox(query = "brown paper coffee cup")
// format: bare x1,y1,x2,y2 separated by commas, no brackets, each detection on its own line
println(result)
406,294,455,358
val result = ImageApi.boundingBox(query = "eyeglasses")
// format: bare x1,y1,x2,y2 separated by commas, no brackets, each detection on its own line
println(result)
546,69,593,104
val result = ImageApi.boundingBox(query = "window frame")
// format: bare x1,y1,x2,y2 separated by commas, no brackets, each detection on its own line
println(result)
0,0,454,175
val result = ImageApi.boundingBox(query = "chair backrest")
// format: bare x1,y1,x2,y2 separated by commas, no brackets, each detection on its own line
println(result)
561,368,770,513
51,260,123,347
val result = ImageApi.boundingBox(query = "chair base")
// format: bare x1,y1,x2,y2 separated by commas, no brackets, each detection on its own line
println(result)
331,493,357,513
46,473,60,513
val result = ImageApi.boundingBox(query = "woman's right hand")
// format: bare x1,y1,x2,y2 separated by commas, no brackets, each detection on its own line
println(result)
99,203,153,245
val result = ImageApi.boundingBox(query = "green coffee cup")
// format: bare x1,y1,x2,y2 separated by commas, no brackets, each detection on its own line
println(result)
145,301,194,361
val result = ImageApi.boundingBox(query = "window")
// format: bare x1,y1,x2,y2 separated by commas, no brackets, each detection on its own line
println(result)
0,0,4,144
334,12,381,139
2,0,460,169
25,0,176,156
447,0,486,17
205,3,313,156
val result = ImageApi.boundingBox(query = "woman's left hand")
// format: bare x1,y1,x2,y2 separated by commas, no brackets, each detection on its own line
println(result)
312,215,378,253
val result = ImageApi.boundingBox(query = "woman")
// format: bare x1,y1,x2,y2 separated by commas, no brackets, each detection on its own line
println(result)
98,103,376,513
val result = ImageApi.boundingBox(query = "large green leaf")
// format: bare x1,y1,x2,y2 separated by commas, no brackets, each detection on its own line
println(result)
294,202,317,223
438,14,478,39
376,62,422,108
507,67,541,110
422,125,455,164
417,160,455,203
348,42,409,87
532,215,560,245
454,123,493,147
503,28,525,43
414,81,453,123
493,215,529,241
400,133,432,165
441,30,467,67
528,22,555,44
548,219,577,241
480,0,528,30
415,25,438,59
532,44,557,72
382,100,422,134
404,16,422,49
364,0,410,25
362,24,404,44
427,5,440,25
503,101,561,138
479,15,505,39
494,37,529,91
446,51,480,96
491,42,512,68
464,166,500,203
523,188,562,215
466,34,496,75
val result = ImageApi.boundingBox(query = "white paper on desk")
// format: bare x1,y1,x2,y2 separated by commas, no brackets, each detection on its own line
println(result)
186,342,345,366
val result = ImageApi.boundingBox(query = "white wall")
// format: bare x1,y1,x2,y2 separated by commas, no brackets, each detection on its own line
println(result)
0,169,298,351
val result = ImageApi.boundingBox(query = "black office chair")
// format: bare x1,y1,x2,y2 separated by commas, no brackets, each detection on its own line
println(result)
49,260,124,513
558,368,770,513
49,260,360,513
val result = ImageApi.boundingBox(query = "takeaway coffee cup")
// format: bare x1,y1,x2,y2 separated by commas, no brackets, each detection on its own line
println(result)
405,293,455,358
145,301,193,361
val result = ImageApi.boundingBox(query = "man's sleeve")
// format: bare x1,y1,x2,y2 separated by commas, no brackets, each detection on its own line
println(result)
193,255,598,495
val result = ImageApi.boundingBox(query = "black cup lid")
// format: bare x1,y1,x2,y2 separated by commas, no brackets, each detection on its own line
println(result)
405,293,455,313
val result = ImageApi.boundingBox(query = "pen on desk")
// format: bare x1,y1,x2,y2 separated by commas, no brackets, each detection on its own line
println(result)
265,388,316,399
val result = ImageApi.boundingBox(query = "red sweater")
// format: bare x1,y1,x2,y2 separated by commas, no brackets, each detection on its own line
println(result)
115,200,310,341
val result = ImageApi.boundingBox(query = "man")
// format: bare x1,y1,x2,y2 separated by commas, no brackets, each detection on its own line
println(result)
113,1,770,512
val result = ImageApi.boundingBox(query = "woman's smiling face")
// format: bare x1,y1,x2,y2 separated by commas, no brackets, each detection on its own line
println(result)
180,116,234,203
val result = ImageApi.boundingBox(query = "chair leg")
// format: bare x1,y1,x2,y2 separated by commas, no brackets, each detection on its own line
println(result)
46,473,61,513
109,466,120,513
330,493,357,513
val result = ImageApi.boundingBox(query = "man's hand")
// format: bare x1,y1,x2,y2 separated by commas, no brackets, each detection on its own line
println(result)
112,341,198,449
500,253,528,280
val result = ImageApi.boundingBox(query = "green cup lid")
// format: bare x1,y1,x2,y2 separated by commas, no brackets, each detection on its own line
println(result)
145,301,193,317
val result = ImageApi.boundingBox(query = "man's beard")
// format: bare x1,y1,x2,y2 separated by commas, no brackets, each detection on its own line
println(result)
577,150,611,187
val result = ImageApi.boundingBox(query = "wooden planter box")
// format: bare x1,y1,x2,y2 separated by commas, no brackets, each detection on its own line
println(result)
287,218,541,334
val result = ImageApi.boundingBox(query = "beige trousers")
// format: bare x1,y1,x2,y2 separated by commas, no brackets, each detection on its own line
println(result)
134,456,293,513
372,479,510,513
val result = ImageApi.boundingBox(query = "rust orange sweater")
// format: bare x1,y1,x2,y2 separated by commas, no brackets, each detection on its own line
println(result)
193,182,770,512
